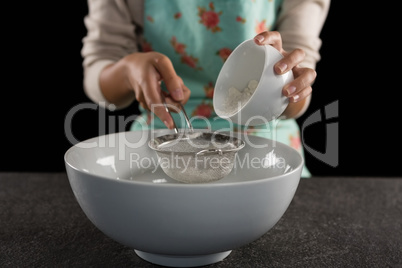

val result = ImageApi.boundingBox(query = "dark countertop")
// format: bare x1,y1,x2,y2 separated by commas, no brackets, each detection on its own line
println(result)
1,173,401,267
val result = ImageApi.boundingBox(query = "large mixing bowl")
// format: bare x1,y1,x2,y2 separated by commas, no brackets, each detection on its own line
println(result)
64,130,303,267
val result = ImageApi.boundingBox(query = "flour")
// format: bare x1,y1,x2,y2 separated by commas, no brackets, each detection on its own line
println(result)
222,79,259,115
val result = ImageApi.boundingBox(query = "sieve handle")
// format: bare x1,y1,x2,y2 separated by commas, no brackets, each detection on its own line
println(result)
179,103,194,132
160,91,193,133
196,149,223,156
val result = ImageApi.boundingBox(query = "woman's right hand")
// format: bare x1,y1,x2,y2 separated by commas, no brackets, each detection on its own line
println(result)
100,52,191,129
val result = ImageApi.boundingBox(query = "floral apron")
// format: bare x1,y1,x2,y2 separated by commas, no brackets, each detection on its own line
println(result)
131,0,311,177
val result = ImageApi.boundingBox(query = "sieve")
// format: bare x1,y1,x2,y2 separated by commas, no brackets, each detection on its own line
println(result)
161,93,193,133
148,95,245,183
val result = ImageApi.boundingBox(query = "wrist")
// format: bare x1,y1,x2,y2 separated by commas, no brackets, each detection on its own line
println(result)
99,58,135,108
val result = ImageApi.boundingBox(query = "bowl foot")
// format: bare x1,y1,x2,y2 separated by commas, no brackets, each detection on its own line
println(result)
134,250,232,267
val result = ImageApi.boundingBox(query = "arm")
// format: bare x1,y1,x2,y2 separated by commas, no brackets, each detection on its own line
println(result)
81,0,190,129
81,0,139,109
256,0,330,119
278,0,331,70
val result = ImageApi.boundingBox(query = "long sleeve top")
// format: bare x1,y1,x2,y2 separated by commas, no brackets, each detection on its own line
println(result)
81,0,330,110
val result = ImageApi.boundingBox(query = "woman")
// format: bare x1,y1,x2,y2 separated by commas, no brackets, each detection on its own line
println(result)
81,0,330,177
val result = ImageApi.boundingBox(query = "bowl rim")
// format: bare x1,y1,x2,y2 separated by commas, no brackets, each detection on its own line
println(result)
64,130,303,188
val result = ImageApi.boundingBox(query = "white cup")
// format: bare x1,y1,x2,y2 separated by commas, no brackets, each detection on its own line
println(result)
213,39,293,126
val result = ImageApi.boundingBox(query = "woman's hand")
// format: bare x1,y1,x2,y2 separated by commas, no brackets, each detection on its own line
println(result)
100,52,191,129
254,31,317,118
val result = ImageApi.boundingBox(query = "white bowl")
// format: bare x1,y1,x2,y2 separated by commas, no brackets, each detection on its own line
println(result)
213,39,293,126
64,130,303,267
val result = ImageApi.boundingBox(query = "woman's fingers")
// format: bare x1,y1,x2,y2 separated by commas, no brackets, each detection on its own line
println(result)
283,67,316,103
141,74,175,129
164,83,191,111
135,53,191,129
274,48,305,75
254,31,316,106
253,31,283,52
152,54,185,102
254,31,305,75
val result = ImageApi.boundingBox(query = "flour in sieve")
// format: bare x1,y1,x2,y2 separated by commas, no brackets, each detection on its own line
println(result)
222,79,259,115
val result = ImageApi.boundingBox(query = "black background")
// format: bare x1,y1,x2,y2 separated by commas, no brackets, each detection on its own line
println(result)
1,1,400,176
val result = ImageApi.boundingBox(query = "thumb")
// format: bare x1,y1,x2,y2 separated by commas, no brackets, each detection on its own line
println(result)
163,75,184,102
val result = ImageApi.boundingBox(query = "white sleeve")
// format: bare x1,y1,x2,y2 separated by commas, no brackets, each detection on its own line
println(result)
277,0,330,70
276,0,330,118
81,0,141,108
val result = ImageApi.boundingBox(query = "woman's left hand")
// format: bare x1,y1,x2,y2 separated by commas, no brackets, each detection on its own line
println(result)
254,31,316,116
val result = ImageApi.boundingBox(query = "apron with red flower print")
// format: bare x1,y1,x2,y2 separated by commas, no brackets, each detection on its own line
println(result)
131,0,310,177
